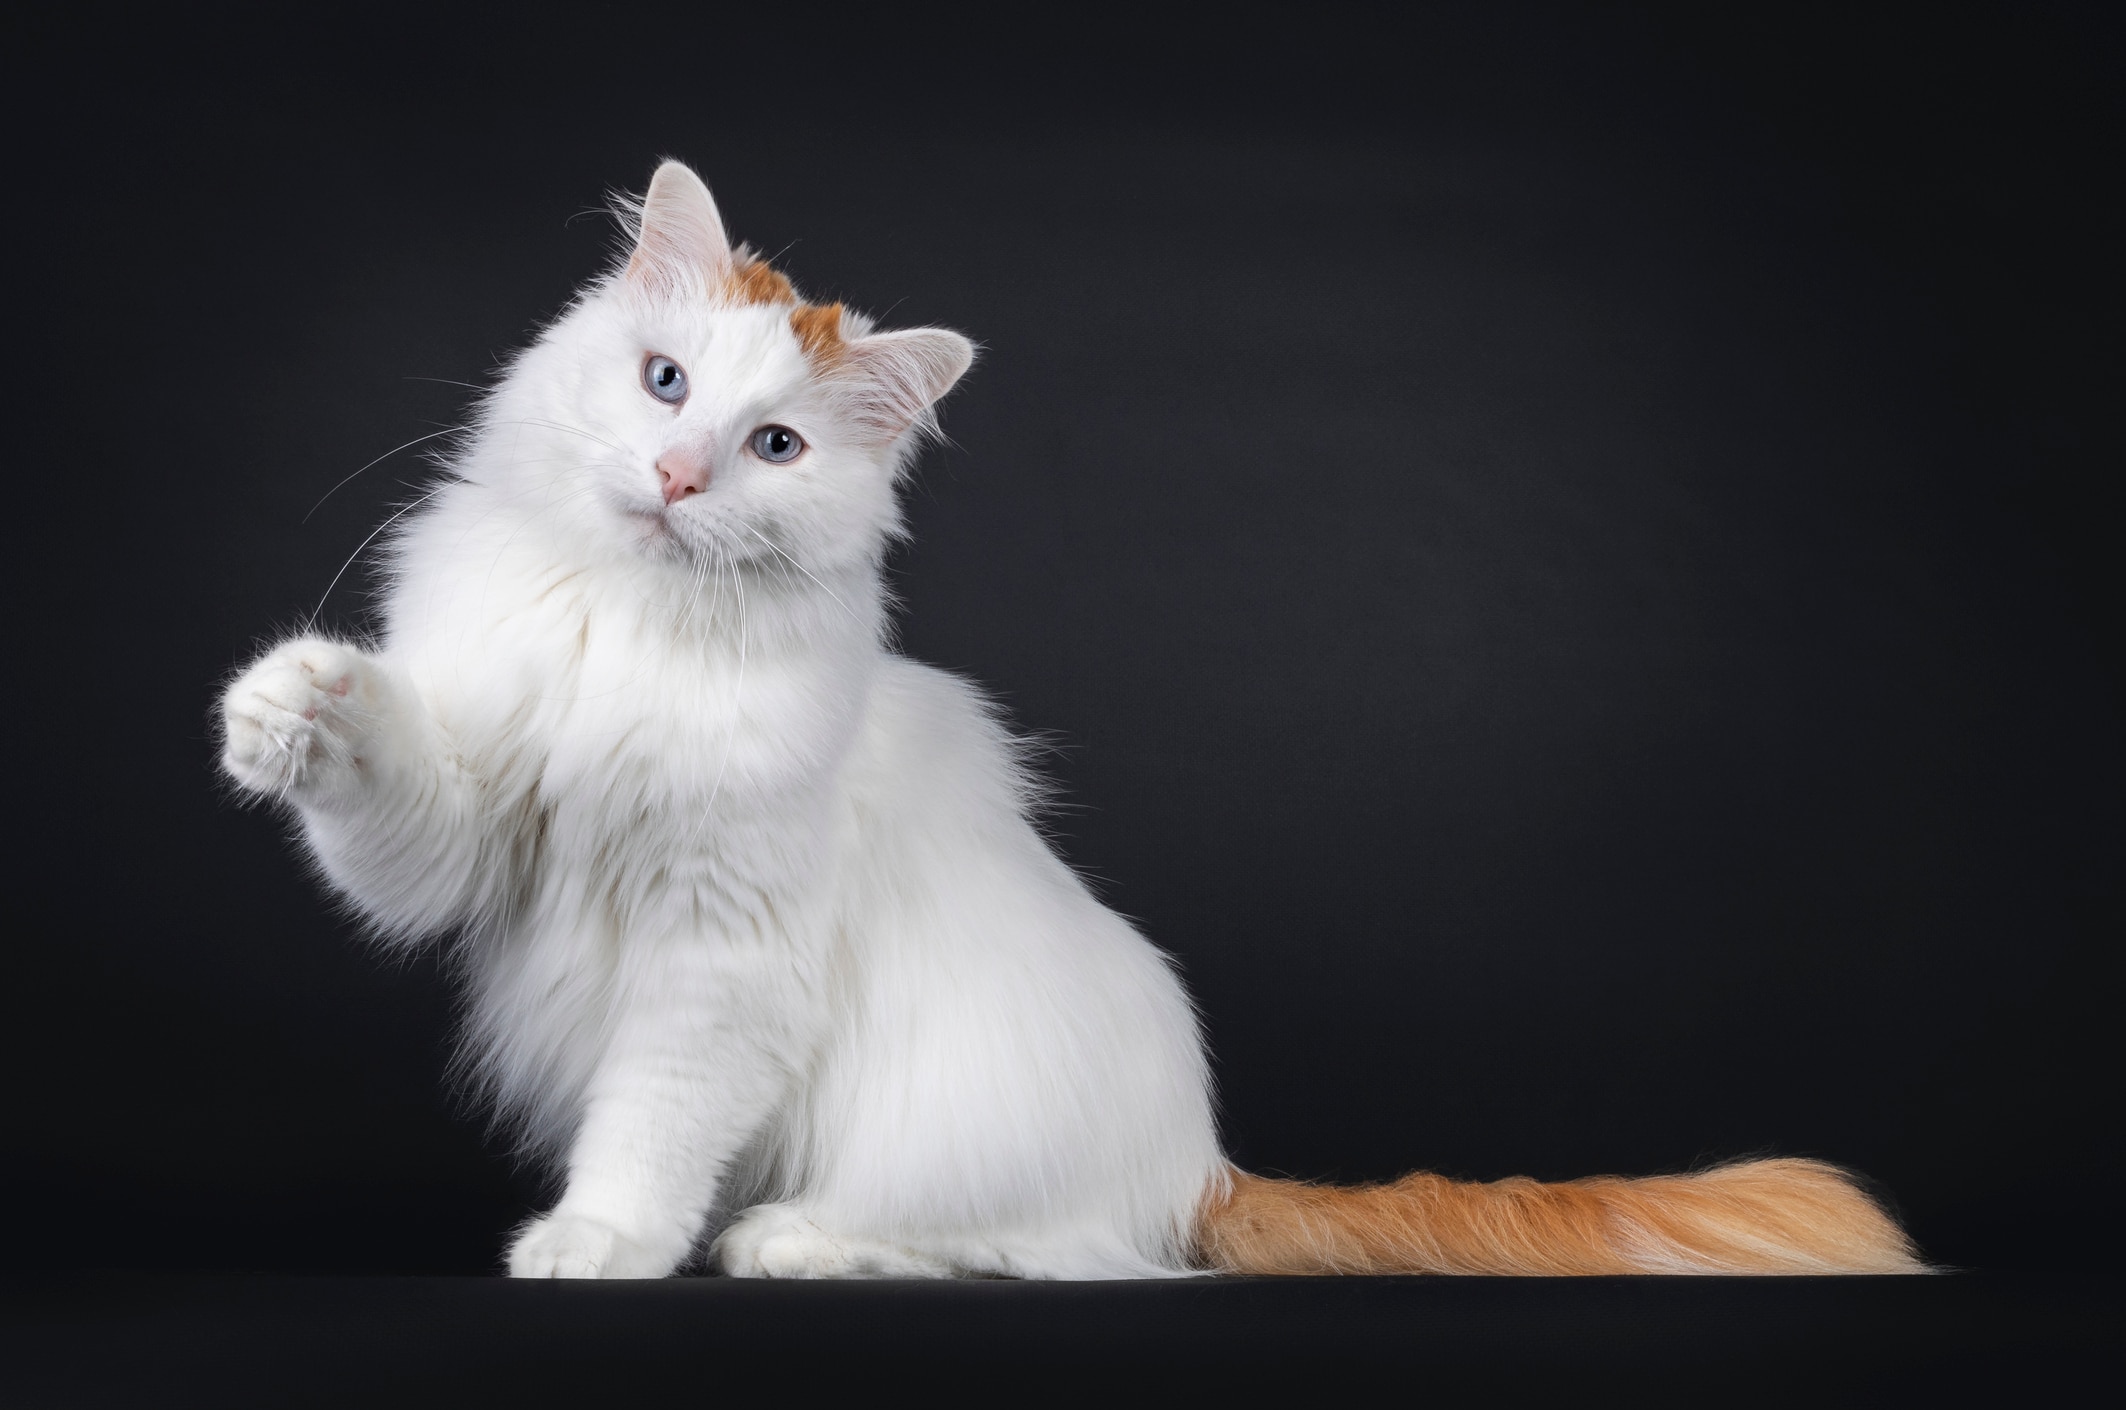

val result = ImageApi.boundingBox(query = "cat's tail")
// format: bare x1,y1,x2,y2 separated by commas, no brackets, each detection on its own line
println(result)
1193,1157,1925,1275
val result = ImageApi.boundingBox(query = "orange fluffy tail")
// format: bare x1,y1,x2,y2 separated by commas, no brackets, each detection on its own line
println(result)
1195,1157,1924,1275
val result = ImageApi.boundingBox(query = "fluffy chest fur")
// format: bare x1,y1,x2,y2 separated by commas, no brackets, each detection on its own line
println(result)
399,485,875,878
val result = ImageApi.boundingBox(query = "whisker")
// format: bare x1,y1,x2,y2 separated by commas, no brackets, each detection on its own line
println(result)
693,543,747,848
673,535,712,638
309,484,449,628
744,525,859,622
494,418,629,455
303,426,465,523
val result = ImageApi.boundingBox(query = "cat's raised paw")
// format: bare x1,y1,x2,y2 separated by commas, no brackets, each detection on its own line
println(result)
218,638,378,800
507,1213,677,1279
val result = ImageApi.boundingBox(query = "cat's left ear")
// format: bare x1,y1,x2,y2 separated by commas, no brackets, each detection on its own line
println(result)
625,161,733,293
835,329,976,443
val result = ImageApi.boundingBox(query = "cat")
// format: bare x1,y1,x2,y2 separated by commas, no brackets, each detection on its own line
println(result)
217,160,1922,1279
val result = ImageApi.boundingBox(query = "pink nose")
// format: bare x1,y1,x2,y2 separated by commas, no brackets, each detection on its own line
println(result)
656,451,710,505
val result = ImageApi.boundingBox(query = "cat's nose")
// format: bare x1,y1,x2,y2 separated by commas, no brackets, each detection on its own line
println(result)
656,452,711,505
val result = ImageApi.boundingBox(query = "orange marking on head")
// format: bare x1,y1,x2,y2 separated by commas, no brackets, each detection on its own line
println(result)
703,245,842,364
789,301,846,363
724,254,797,308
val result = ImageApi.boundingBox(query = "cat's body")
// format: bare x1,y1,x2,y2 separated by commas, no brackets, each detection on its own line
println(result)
219,162,1921,1278
297,484,1218,1277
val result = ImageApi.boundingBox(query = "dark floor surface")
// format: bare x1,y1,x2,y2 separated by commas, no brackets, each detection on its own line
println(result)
3,1272,2113,1403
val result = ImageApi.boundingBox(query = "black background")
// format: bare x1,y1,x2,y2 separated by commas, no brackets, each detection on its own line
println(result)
7,0,2118,1319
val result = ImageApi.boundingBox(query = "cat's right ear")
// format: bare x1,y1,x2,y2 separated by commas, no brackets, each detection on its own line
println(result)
624,161,734,295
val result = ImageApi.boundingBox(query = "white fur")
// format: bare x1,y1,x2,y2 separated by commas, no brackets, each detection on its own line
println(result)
219,162,1224,1279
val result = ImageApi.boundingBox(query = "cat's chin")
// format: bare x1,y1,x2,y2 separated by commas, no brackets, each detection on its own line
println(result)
616,506,691,562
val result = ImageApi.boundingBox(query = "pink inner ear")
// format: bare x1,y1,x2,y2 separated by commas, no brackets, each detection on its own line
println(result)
626,163,733,291
837,330,976,440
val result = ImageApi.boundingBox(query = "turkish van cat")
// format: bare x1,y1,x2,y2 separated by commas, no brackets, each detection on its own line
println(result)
218,161,1921,1279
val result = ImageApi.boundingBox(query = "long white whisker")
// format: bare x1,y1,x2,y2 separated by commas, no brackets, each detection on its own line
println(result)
494,417,629,455
705,531,730,632
746,526,858,623
697,545,747,843
309,484,448,628
303,426,465,523
673,536,712,638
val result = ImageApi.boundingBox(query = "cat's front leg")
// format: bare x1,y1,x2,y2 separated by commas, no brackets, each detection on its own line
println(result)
507,1209,685,1279
507,941,810,1279
219,636,481,933
507,1072,768,1281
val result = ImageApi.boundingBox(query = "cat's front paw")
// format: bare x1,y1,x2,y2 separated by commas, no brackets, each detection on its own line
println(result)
507,1213,679,1279
218,638,383,802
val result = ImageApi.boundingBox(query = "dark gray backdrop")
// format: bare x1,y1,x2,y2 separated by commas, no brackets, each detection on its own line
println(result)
9,5,2116,1277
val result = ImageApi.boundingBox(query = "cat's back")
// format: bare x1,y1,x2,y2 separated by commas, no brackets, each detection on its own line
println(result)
845,654,1040,840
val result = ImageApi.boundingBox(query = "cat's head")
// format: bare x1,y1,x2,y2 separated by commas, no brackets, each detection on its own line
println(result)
475,160,973,577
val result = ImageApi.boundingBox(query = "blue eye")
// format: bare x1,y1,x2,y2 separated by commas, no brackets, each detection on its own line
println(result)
643,355,688,404
749,425,804,463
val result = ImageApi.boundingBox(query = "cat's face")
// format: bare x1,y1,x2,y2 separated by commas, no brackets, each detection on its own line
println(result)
477,162,972,578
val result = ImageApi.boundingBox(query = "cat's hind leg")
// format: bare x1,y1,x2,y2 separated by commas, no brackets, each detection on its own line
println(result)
712,1203,961,1279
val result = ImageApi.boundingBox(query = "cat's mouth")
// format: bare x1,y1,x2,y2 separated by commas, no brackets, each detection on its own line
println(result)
614,498,742,566
620,503,732,567
623,506,678,549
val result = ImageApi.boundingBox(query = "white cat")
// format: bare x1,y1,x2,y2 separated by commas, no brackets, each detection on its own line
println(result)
218,161,1921,1279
